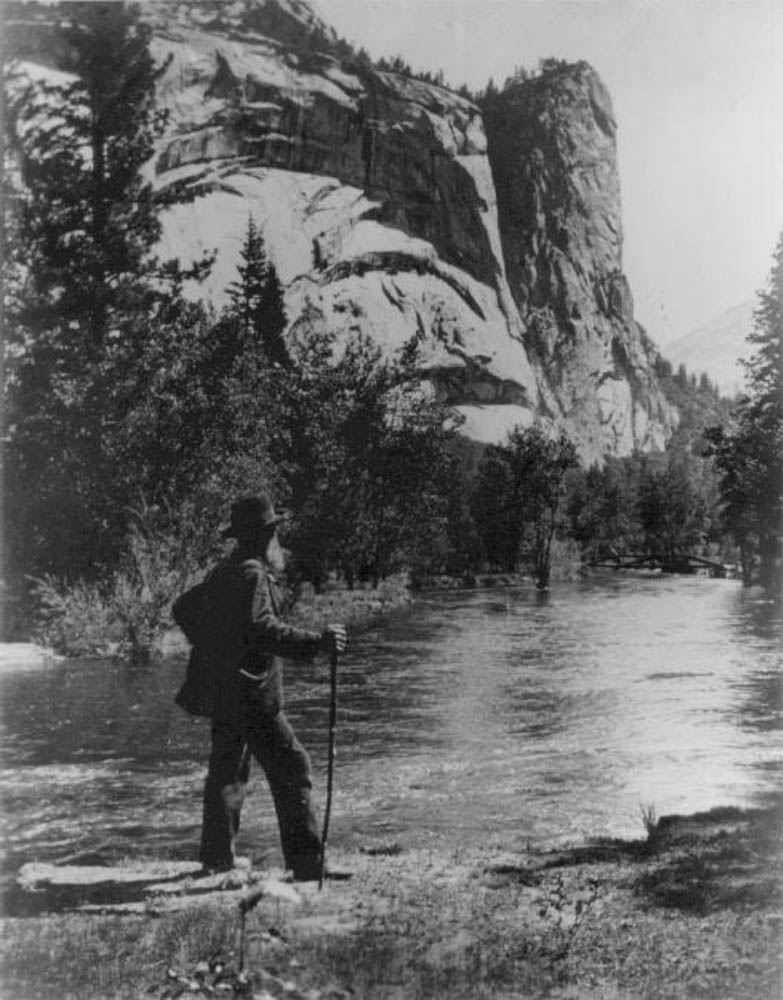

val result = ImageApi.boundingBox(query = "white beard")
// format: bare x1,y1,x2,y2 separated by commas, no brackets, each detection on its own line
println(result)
263,533,286,575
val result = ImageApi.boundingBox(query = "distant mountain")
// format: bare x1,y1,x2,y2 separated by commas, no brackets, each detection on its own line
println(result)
665,300,755,397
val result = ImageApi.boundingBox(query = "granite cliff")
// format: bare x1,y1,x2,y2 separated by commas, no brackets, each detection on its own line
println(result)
8,0,678,461
484,64,676,456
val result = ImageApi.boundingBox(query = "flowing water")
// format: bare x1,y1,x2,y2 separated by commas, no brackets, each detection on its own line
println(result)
1,575,781,888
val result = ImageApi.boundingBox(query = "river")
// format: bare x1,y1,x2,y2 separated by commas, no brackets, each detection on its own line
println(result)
1,574,780,887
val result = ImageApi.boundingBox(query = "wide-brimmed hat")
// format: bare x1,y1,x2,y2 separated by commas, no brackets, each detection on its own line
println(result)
220,493,289,539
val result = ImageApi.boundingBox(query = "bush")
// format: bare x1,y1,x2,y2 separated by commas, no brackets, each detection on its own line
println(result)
30,502,211,663
31,576,122,659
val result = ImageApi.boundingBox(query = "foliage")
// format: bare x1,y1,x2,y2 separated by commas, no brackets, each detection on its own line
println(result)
471,438,523,573
635,454,710,567
4,2,168,342
3,2,211,582
653,353,733,445
473,425,580,587
568,449,719,568
538,57,572,75
30,575,121,658
568,457,641,562
31,500,209,661
228,214,288,366
706,231,783,590
375,53,446,88
268,312,457,589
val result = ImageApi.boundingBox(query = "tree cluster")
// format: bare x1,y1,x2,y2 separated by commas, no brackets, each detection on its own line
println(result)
472,427,578,587
568,450,717,570
706,233,783,590
469,427,726,586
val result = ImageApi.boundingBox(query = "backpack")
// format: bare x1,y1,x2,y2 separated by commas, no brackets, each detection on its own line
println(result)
172,581,215,717
172,582,210,646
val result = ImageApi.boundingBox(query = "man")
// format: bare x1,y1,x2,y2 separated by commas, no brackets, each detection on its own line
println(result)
173,493,347,881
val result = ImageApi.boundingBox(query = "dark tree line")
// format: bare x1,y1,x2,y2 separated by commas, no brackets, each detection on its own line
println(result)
706,233,783,590
472,427,578,587
567,451,716,570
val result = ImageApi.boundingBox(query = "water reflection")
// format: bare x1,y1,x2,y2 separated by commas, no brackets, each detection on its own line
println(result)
724,590,783,737
0,577,781,885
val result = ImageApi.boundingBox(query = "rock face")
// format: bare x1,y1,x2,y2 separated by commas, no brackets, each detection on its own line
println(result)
10,0,678,461
145,1,544,445
483,64,676,456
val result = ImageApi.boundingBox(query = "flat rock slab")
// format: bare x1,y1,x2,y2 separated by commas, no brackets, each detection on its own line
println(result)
18,860,203,890
15,861,300,916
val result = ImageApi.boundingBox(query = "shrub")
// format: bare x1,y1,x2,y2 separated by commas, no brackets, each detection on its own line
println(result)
30,576,121,659
31,501,212,663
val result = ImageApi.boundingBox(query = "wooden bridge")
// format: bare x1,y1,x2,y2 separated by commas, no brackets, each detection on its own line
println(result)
594,554,734,578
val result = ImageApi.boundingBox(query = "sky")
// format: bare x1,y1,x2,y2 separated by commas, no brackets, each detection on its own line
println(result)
316,0,783,346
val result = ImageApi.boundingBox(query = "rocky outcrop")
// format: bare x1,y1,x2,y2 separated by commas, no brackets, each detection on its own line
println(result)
9,1,678,461
147,3,540,442
483,63,676,456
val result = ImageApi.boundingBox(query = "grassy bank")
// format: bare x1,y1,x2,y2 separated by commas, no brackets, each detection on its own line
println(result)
30,575,414,662
287,577,413,634
3,799,780,999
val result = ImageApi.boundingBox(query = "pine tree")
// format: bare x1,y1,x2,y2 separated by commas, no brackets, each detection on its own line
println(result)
3,2,187,579
706,231,783,589
228,215,267,332
228,215,288,366
7,2,167,350
258,263,288,366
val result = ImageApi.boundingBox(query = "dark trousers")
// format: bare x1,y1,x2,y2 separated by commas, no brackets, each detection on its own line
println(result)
200,698,321,871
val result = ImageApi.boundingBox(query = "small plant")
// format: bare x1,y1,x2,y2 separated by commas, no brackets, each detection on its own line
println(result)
535,874,599,965
640,803,661,850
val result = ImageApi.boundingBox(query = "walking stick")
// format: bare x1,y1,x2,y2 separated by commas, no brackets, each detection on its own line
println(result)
318,644,339,890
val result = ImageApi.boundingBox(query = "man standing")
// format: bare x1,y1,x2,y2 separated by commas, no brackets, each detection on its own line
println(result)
173,493,347,881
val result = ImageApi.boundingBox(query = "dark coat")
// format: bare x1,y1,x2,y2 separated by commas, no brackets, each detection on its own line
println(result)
173,549,322,720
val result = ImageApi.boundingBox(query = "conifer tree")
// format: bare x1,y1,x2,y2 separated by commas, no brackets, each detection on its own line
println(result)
228,215,268,332
2,2,193,579
258,263,288,367
7,2,167,349
707,232,783,589
228,215,288,366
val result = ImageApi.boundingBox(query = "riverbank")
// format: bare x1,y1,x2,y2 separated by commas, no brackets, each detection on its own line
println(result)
2,799,780,999
11,577,415,663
